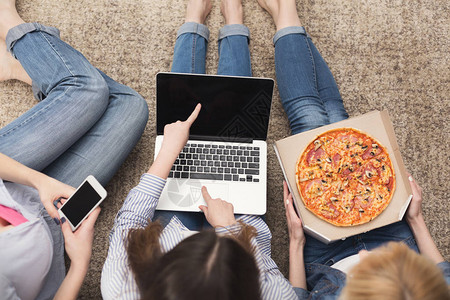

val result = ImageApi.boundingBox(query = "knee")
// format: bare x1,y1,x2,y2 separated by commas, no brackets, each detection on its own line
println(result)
65,71,110,116
130,93,149,130
328,109,349,124
291,119,328,135
83,73,110,106
116,89,149,132
285,100,330,134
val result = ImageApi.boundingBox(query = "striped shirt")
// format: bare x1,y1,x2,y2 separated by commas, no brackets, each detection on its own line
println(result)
101,173,298,299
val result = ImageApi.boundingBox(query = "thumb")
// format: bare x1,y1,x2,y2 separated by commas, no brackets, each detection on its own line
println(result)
198,205,208,215
80,207,101,229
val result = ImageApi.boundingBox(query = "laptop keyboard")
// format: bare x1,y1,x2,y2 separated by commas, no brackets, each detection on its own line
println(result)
169,143,260,182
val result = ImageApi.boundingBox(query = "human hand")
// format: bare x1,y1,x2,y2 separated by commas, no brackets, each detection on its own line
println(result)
36,175,75,219
199,186,236,228
161,103,201,158
406,174,424,222
60,207,101,271
283,181,305,247
149,103,201,178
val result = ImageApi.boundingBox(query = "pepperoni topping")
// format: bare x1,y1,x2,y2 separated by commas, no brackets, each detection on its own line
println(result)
332,153,341,167
386,177,394,191
320,203,341,219
355,195,373,209
362,146,382,160
305,179,323,194
306,147,327,166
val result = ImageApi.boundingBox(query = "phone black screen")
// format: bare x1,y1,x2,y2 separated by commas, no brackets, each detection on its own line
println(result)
61,181,101,227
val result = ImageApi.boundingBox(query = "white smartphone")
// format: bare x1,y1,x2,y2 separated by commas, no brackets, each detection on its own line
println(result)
58,175,107,231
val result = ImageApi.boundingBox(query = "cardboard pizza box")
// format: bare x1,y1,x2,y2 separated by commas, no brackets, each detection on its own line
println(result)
273,110,412,244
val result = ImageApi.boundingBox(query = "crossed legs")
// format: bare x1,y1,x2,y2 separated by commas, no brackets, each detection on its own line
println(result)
0,1,149,187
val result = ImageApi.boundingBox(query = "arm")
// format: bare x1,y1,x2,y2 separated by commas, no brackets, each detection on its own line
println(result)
148,103,201,179
0,152,43,188
283,181,307,289
406,175,444,264
53,207,101,300
101,104,201,298
0,153,75,218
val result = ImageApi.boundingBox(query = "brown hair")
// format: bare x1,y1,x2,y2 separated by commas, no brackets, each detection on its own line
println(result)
340,242,450,300
127,221,261,300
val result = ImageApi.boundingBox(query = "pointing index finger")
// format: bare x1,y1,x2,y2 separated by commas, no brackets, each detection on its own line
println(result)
201,186,212,203
186,103,201,124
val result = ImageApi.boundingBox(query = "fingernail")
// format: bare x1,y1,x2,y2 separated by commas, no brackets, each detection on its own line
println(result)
286,199,290,205
53,217,60,225
408,176,413,182
61,217,66,224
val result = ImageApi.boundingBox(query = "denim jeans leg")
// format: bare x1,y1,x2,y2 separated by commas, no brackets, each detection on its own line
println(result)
217,24,252,76
43,70,149,187
0,23,110,172
307,40,348,123
153,210,205,231
304,234,354,265
274,27,330,134
304,220,419,266
361,220,419,253
171,22,209,74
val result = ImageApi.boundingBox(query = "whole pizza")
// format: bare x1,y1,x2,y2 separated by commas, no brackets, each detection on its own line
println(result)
296,128,395,226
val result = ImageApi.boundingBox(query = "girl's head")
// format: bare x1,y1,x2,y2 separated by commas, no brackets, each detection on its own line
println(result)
127,221,261,300
340,242,450,300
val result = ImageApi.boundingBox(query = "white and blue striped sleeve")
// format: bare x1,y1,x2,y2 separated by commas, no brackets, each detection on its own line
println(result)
215,215,298,300
101,173,166,300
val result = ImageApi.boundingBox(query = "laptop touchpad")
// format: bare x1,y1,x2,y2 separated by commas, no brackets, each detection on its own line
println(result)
166,179,229,208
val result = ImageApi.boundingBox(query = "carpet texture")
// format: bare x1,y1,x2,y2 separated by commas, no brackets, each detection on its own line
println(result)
0,0,448,298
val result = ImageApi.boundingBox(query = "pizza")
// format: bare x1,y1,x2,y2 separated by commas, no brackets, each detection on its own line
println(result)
295,128,395,226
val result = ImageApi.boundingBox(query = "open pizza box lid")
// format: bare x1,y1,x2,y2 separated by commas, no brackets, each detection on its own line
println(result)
274,110,413,244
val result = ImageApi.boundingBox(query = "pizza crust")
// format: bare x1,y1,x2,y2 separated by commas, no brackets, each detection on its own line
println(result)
295,128,396,226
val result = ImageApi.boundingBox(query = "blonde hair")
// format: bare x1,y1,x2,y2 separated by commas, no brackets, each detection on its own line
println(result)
340,242,450,300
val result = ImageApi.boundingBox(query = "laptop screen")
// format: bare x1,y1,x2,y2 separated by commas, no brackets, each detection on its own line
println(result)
156,73,274,142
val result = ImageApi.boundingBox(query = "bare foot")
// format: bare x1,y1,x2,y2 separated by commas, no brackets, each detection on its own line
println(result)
0,39,31,84
257,0,302,31
221,0,243,25
185,0,212,24
0,0,25,40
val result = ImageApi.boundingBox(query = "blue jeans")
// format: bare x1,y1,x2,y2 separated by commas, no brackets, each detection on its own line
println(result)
274,26,348,134
171,22,251,76
303,220,419,265
1,23,148,298
1,23,149,187
154,23,251,231
274,27,417,263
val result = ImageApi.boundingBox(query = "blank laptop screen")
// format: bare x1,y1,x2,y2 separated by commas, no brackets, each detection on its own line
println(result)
156,73,274,141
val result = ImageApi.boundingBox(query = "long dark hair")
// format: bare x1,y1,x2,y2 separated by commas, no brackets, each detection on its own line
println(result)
127,221,262,300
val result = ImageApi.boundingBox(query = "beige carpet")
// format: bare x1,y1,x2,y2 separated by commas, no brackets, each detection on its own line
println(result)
1,0,448,298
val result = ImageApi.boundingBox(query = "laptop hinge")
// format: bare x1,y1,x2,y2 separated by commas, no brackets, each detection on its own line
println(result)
189,135,253,143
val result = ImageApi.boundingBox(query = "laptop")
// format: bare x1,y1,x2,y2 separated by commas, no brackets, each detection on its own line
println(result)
154,72,274,215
